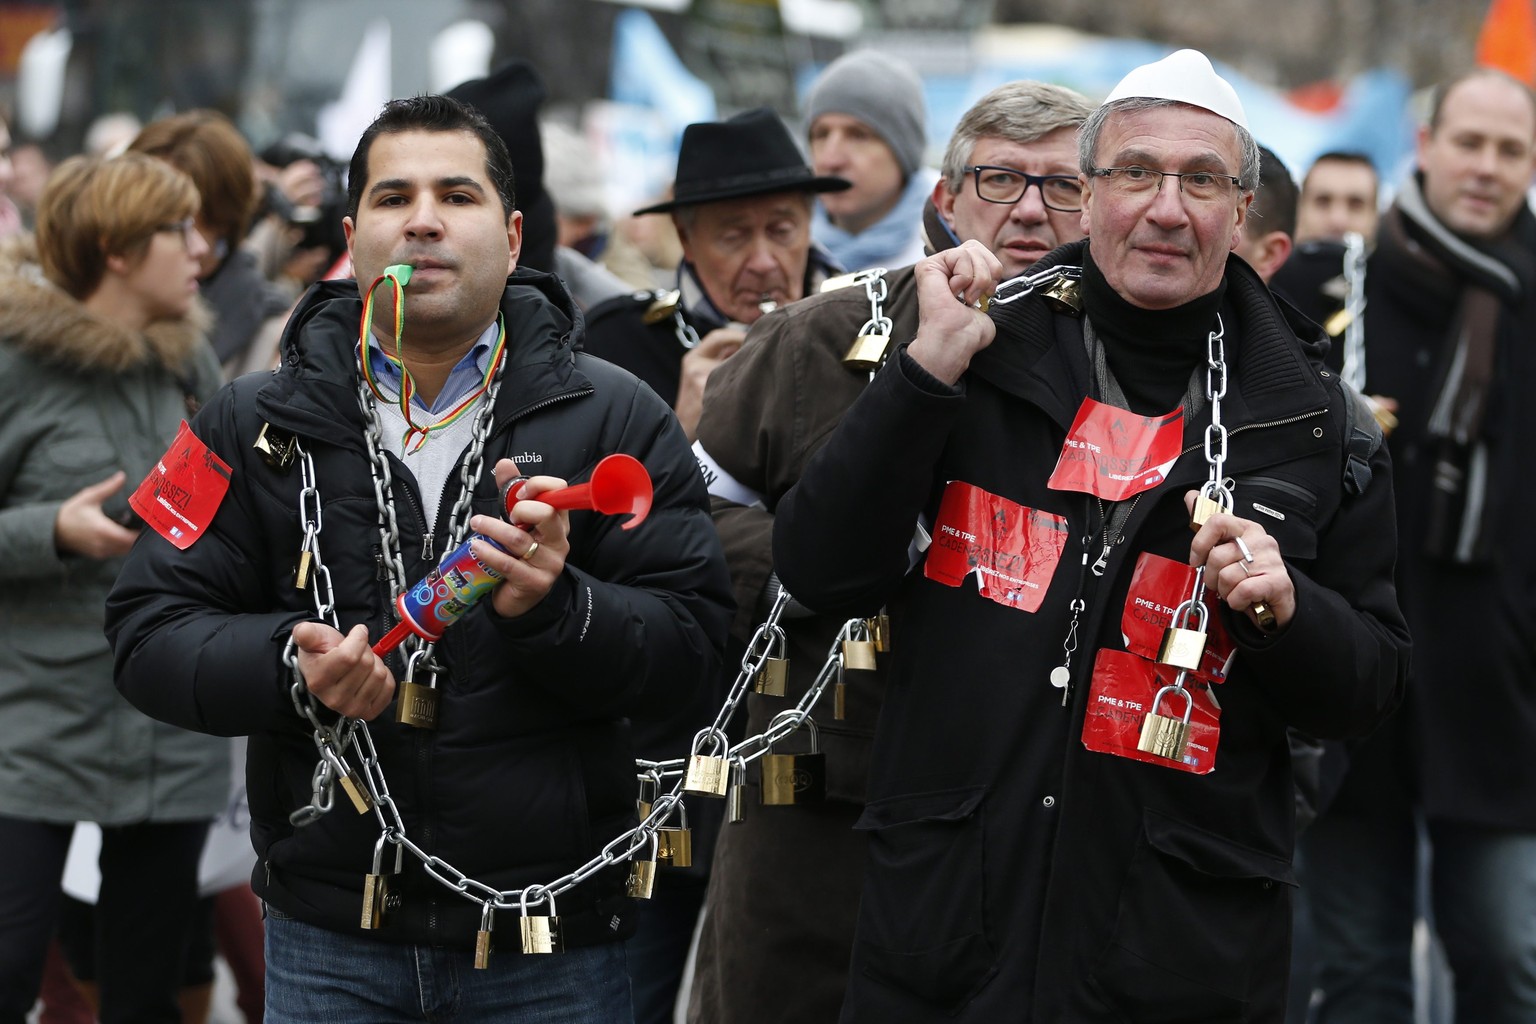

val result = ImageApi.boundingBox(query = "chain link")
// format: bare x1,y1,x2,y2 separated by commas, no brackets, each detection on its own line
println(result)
276,334,881,926
1198,315,1234,511
1339,232,1368,393
852,269,892,340
671,309,702,351
991,263,1083,306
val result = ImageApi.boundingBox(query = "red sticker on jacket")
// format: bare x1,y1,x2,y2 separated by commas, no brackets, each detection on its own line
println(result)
1081,649,1220,775
923,480,1068,612
1121,552,1236,683
130,421,232,551
1047,397,1184,501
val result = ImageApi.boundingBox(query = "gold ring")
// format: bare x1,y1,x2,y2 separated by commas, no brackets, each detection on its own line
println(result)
521,541,540,563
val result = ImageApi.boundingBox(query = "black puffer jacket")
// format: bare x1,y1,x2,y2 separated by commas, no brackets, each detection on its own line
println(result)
774,243,1409,1022
107,269,733,949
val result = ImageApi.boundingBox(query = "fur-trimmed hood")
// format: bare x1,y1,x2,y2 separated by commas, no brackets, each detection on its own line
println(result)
0,233,212,374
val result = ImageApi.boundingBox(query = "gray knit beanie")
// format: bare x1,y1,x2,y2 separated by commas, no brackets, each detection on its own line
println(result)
804,50,926,180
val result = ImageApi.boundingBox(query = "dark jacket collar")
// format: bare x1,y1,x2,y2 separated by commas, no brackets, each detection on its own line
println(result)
255,266,592,449
978,239,1332,429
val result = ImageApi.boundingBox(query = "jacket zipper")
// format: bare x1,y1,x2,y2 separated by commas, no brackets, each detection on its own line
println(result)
1235,474,1318,506
1190,408,1329,455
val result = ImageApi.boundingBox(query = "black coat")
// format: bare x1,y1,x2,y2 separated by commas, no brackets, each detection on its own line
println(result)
106,269,733,949
773,242,1409,1022
1365,185,1536,830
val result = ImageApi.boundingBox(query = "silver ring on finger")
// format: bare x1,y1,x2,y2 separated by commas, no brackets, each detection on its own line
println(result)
1233,535,1255,563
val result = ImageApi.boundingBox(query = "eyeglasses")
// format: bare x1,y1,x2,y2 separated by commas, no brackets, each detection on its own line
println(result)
1088,166,1245,204
154,218,200,249
964,166,1083,212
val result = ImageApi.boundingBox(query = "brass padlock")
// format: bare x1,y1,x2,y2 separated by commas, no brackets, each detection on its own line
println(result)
1251,602,1278,633
642,290,681,325
753,626,789,697
1137,684,1194,762
818,270,865,293
726,758,746,824
761,717,827,806
1323,306,1354,338
1156,598,1209,672
395,649,439,730
683,729,731,797
518,890,561,955
360,832,402,929
295,549,313,591
843,333,891,372
870,614,892,653
337,768,375,815
842,619,877,672
683,754,729,797
636,773,659,821
253,421,297,471
833,666,847,722
474,901,495,968
657,800,693,868
627,834,658,900
1189,485,1233,531
1041,273,1083,315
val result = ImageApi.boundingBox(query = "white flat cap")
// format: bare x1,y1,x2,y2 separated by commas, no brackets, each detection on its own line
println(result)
1103,48,1248,131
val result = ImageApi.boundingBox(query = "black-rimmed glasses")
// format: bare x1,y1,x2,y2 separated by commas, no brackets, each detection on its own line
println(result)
1088,166,1244,204
964,166,1083,212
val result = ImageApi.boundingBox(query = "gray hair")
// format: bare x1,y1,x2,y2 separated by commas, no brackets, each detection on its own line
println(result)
1078,97,1259,195
940,81,1095,192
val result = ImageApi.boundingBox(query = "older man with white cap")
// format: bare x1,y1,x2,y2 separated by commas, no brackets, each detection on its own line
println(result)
771,49,1409,1021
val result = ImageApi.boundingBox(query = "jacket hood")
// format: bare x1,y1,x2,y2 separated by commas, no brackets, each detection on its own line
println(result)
0,233,212,374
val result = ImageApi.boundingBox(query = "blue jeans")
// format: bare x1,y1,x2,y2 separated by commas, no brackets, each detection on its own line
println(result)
1429,822,1536,1024
264,908,633,1024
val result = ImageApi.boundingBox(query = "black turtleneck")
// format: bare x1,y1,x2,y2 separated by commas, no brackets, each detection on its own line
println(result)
1082,254,1226,415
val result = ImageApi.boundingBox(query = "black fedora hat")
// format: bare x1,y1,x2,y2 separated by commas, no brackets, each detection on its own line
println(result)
634,107,850,216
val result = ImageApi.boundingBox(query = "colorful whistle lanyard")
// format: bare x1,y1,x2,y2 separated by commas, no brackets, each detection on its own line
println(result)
358,266,509,453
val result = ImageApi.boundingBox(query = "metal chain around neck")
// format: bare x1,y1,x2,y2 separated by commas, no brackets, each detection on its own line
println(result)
355,345,508,666
1200,314,1231,509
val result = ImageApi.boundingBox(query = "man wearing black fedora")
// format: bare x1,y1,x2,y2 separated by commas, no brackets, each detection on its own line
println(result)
583,107,848,441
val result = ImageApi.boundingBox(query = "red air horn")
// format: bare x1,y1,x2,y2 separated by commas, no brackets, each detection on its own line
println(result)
370,455,654,658
503,453,653,530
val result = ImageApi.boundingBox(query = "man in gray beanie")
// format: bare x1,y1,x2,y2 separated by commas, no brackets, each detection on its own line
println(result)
805,49,930,270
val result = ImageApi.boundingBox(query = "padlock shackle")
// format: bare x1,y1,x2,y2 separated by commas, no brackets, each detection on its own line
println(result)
1171,597,1209,632
519,885,556,917
1149,684,1195,725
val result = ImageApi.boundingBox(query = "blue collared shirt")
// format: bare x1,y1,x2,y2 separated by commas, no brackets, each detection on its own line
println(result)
360,319,500,413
